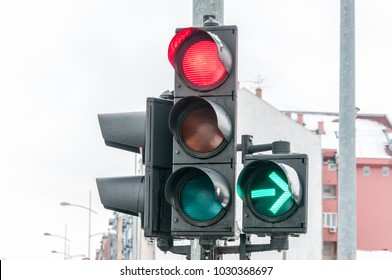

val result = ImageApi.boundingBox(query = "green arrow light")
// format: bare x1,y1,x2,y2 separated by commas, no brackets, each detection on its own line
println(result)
238,159,303,221
250,172,291,215
268,172,291,214
251,189,276,198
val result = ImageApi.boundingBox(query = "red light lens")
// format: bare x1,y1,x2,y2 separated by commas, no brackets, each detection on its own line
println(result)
181,40,227,88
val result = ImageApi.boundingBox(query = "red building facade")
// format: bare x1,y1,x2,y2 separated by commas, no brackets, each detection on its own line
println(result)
285,112,392,259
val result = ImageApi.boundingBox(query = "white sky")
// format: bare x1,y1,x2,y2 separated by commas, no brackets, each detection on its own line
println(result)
1,0,392,260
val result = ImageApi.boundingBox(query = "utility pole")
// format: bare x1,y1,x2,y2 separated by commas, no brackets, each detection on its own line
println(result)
193,0,224,27
64,224,68,260
88,190,92,259
338,0,356,260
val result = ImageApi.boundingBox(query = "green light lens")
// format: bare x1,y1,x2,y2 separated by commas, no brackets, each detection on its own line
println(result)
249,164,295,218
180,173,223,222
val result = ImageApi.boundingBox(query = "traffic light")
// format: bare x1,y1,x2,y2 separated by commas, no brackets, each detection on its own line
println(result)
96,110,145,216
96,97,173,238
165,24,238,238
237,153,308,235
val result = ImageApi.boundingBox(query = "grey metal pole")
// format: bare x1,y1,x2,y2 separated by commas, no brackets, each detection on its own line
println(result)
190,239,201,260
133,154,138,260
338,0,356,260
64,224,67,260
88,190,92,259
193,0,224,27
60,199,97,259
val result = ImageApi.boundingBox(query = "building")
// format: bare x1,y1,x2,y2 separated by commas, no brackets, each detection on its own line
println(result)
95,233,111,260
284,111,392,259
95,213,139,260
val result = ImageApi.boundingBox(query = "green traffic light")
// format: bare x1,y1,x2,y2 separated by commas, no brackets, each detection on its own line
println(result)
239,161,299,219
267,171,291,214
180,173,223,222
237,154,307,234
251,188,275,198
250,168,295,218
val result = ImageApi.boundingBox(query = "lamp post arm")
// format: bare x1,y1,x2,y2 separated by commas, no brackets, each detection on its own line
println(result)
61,202,97,214
44,233,71,242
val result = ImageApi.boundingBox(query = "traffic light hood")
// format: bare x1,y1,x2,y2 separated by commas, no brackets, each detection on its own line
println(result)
96,176,144,216
98,112,145,154
168,27,233,91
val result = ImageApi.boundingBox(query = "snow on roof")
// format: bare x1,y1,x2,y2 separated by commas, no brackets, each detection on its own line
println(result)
356,118,390,158
386,130,392,149
357,250,392,260
286,112,392,159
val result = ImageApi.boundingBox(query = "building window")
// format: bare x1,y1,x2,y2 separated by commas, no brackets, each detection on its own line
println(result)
328,161,337,171
363,166,371,176
323,212,337,229
323,242,337,260
323,185,336,199
382,166,390,176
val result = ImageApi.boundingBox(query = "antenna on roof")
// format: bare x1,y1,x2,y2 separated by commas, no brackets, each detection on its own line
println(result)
243,74,266,90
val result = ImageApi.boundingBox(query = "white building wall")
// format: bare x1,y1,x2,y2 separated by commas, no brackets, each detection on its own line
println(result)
236,88,322,260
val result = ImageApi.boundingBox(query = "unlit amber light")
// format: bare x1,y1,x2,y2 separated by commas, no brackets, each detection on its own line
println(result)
181,107,224,153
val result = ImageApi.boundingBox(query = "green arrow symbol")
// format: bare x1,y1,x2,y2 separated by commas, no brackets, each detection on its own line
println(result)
251,188,276,198
269,171,291,214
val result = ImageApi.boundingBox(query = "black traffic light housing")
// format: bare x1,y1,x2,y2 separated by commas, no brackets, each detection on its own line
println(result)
144,97,173,237
96,97,173,238
165,24,238,238
238,152,308,235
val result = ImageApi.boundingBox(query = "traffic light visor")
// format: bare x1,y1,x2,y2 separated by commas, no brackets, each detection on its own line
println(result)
96,176,144,216
168,27,232,91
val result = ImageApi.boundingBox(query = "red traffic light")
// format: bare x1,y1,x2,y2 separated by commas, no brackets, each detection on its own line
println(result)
168,28,232,91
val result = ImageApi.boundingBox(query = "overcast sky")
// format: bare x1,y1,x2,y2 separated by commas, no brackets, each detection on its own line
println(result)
1,0,392,260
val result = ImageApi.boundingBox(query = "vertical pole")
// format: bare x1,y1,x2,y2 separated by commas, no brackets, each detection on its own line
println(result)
133,154,139,260
193,0,224,27
88,190,92,259
190,239,201,260
338,0,356,260
64,224,67,260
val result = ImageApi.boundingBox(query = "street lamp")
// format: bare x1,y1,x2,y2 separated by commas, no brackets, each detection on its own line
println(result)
44,225,70,260
51,250,67,258
51,250,85,260
60,190,97,259
66,254,86,260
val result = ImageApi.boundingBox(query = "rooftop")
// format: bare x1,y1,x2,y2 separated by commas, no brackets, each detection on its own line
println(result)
283,111,392,159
